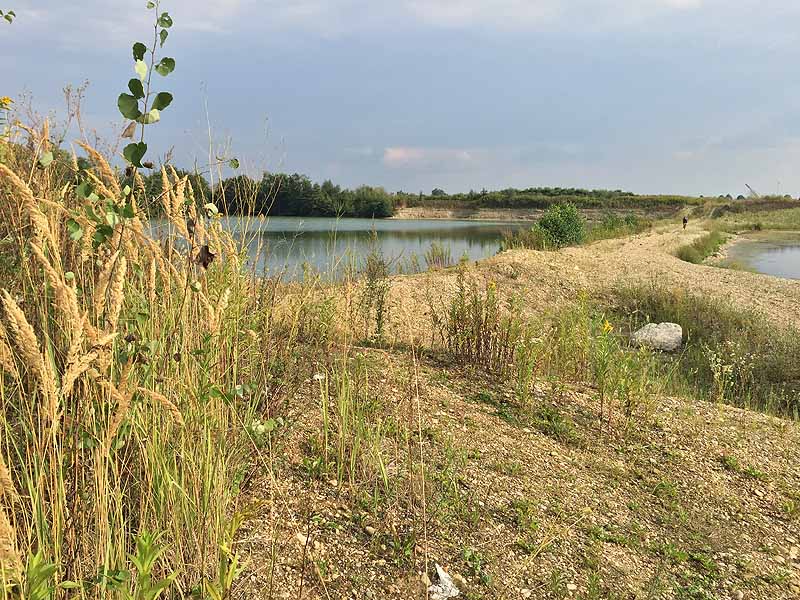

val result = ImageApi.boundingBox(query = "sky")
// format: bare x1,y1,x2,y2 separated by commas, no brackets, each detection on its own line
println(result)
3,0,800,196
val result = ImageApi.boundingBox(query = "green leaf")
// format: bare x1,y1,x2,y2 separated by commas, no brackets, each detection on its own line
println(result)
117,94,142,120
38,151,54,168
159,29,169,47
158,12,173,28
76,181,94,199
66,219,83,241
228,158,240,170
128,78,145,99
154,57,175,76
135,59,148,81
105,211,120,227
59,582,82,590
146,1,156,8
151,92,173,111
137,109,161,125
123,142,147,168
133,42,147,61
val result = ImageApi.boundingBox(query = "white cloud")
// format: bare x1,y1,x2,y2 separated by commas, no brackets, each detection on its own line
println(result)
6,0,746,47
383,146,477,169
404,0,559,29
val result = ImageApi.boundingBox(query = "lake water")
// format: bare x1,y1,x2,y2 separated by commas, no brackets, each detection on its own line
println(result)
163,217,529,280
724,233,800,280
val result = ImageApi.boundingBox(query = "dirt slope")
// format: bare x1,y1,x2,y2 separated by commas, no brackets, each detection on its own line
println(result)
237,223,800,600
386,223,800,343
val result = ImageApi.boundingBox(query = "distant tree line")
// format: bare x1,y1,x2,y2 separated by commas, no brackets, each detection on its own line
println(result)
139,171,394,218
396,186,703,210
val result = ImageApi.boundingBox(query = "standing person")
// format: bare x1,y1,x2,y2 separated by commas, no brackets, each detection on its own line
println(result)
682,215,688,230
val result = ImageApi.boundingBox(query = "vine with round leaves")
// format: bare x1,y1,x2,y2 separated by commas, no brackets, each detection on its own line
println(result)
118,0,175,169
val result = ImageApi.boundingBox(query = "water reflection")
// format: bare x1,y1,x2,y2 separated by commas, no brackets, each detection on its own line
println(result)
157,217,529,280
724,234,800,281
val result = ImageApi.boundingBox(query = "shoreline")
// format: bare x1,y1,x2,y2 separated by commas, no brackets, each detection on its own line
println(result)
709,228,800,278
391,205,682,222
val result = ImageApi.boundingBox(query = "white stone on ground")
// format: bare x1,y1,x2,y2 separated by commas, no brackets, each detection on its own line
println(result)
630,322,683,352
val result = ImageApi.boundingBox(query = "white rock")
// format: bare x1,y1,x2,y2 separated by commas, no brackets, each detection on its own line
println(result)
429,564,460,599
631,322,683,352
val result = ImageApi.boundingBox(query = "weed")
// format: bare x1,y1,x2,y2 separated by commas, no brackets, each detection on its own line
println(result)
609,283,800,415
675,230,726,264
358,231,391,343
462,547,492,585
439,267,524,374
425,241,454,270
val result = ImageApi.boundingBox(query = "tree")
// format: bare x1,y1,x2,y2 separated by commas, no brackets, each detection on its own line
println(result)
431,188,447,197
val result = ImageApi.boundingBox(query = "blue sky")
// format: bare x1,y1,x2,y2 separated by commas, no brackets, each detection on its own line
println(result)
4,0,800,195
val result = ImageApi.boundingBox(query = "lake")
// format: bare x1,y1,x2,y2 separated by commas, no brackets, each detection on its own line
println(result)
159,217,530,280
724,233,800,280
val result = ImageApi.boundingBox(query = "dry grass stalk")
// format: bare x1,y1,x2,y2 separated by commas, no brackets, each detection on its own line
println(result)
77,141,121,197
0,506,21,577
0,322,18,377
1,290,58,422
93,251,120,321
136,387,185,426
103,380,131,449
0,163,57,249
30,242,81,333
147,257,157,308
61,351,98,398
105,256,127,332
83,170,116,203
0,453,17,503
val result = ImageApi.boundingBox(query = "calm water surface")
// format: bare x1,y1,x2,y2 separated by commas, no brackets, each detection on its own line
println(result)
725,233,800,280
158,217,529,279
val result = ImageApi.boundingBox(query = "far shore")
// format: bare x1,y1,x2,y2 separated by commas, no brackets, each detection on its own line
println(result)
391,205,682,222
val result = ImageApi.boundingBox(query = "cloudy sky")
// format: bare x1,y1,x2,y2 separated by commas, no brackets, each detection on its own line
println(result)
4,0,800,195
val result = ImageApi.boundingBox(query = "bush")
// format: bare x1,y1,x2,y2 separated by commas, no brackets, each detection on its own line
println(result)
500,204,590,251
537,203,586,248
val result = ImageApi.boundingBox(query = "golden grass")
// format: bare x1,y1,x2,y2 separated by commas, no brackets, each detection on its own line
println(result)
0,128,308,596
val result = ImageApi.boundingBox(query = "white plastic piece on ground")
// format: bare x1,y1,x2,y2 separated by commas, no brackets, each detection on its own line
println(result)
429,563,460,599
630,322,683,352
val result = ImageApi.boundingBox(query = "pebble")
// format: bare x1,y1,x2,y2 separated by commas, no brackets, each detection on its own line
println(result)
521,589,532,598
733,591,744,600
567,583,578,592
365,526,377,536
452,573,468,589
789,545,799,561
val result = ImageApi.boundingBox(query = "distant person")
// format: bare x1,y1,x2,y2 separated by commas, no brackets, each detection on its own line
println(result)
682,216,688,230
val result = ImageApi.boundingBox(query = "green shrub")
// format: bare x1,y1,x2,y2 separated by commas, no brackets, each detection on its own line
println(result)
537,203,586,248
499,203,586,251
675,230,726,264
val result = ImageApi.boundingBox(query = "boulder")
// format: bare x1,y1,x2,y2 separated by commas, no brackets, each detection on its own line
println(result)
631,322,683,352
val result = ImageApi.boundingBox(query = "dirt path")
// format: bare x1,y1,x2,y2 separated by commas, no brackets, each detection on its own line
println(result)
387,222,800,343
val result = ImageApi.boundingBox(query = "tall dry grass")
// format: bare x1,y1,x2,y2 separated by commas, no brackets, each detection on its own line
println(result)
0,123,341,597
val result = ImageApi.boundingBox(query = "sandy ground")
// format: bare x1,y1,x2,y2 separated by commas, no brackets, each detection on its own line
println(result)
384,222,800,344
237,222,800,600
